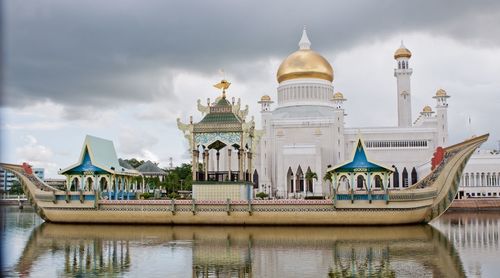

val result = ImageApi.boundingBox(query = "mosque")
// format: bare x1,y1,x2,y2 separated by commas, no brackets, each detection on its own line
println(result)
254,28,450,198
177,28,499,201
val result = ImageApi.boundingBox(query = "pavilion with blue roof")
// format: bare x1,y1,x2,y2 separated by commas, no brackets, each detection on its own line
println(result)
327,138,393,195
59,135,142,200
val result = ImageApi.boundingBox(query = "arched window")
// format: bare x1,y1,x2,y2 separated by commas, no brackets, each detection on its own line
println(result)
374,175,383,189
85,177,93,191
253,169,259,189
398,61,401,69
393,167,399,188
357,175,365,190
402,167,409,187
411,167,418,185
338,175,350,192
70,177,79,191
465,174,469,187
99,177,108,191
287,167,294,193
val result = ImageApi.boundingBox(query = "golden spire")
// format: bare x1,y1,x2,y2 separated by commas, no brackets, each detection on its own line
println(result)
213,79,231,98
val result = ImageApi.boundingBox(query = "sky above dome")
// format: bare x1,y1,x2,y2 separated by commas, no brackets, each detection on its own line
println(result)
2,0,500,177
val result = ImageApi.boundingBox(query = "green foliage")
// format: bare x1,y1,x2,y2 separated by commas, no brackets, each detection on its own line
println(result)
323,171,333,182
164,163,193,192
256,192,268,199
168,192,179,199
9,180,24,195
140,192,151,199
305,171,318,182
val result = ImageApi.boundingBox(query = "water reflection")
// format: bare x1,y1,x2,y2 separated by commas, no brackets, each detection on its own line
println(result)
433,211,500,250
11,222,468,277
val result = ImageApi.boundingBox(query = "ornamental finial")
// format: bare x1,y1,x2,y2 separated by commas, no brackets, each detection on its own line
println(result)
299,25,311,50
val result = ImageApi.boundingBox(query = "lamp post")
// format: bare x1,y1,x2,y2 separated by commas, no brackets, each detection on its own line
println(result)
180,179,184,191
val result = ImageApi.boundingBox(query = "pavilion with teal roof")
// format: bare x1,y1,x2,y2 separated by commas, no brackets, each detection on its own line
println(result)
327,138,393,202
59,135,142,200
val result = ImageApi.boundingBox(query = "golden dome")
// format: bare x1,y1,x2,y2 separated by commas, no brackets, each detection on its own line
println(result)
277,49,333,83
333,92,344,100
423,105,432,113
436,89,447,97
276,28,333,83
260,95,271,101
394,41,412,59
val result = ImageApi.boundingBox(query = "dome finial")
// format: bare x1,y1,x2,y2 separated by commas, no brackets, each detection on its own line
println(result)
299,26,311,50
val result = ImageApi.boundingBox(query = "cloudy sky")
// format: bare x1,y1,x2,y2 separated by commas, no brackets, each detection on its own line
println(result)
2,0,500,178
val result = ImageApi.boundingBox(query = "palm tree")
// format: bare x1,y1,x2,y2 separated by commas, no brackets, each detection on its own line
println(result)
305,171,318,193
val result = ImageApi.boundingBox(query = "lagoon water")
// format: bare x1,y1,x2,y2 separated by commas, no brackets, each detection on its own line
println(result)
1,206,499,277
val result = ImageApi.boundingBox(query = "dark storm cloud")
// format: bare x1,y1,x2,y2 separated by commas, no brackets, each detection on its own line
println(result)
4,0,500,109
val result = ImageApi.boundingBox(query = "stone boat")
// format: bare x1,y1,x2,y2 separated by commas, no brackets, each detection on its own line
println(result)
0,134,488,225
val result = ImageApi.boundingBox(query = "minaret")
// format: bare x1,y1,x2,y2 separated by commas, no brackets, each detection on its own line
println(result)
332,92,346,163
394,41,413,128
433,89,450,146
258,95,273,195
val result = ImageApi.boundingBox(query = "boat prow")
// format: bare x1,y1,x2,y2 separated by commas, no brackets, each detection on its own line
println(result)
0,134,488,225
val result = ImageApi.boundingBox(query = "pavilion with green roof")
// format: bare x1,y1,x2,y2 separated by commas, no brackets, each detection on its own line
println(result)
177,80,262,201
59,135,142,200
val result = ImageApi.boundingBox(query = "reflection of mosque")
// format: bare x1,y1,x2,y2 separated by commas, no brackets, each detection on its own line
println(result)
15,224,469,277
433,212,500,250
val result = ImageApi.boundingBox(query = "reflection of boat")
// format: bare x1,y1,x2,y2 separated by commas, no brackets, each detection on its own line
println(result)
0,134,488,225
14,223,466,277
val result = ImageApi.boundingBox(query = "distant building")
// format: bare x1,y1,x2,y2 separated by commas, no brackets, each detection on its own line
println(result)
44,178,67,191
135,160,167,182
457,149,500,199
0,166,44,191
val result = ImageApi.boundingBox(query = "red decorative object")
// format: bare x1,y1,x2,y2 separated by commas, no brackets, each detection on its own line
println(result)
22,162,33,174
431,147,444,170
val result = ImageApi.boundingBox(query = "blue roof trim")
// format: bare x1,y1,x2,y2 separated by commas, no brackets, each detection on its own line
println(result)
333,141,390,173
61,148,108,174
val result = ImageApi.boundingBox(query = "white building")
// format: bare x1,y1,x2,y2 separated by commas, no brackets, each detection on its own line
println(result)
458,149,500,199
255,28,460,198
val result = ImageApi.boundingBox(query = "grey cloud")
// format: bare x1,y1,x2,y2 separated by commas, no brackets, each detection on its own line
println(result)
3,0,500,109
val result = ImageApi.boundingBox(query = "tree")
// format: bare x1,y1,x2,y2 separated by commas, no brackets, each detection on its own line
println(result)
305,171,318,192
9,180,24,195
323,171,333,182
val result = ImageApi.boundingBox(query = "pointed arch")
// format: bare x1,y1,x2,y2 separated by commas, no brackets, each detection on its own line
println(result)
306,167,314,192
392,167,399,188
296,166,304,192
402,167,409,187
411,167,418,185
287,167,294,194
253,169,259,189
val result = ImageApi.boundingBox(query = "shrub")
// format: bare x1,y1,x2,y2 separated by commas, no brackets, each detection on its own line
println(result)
256,192,268,199
141,192,151,199
168,192,179,199
304,195,324,200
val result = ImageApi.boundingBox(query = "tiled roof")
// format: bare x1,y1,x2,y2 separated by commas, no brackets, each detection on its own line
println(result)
136,160,166,174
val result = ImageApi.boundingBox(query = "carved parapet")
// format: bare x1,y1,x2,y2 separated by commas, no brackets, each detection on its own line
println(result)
177,118,194,150
197,99,209,115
